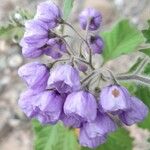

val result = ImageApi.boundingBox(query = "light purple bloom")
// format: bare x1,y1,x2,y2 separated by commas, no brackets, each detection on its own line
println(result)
83,112,116,138
44,38,67,59
64,91,97,122
18,62,49,91
36,91,63,124
20,20,49,48
18,90,63,124
79,127,107,148
60,112,82,128
22,46,44,58
89,35,104,54
18,89,40,118
119,96,149,126
99,85,131,113
48,64,81,93
35,1,62,28
79,8,102,31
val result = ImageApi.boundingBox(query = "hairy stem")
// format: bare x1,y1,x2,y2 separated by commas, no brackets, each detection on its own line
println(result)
116,74,150,85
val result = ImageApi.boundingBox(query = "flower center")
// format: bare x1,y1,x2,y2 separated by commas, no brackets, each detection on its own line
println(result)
112,89,120,97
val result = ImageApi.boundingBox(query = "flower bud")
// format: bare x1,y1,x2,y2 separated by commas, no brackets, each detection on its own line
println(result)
35,1,62,28
99,85,131,113
44,38,67,59
76,62,88,72
119,96,149,125
79,8,102,31
64,91,97,122
48,64,81,93
89,35,104,54
18,62,49,91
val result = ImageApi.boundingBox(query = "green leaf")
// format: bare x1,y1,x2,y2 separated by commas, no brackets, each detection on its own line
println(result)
63,0,74,20
134,85,150,110
139,48,150,57
142,20,150,43
81,128,133,150
138,113,150,131
32,120,79,150
101,20,144,62
128,57,143,73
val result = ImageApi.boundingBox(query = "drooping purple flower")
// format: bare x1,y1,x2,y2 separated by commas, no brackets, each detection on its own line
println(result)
44,38,67,59
20,20,49,48
60,112,82,128
79,8,102,31
35,1,62,28
18,90,63,124
89,35,104,54
36,91,64,124
18,62,49,91
64,91,97,123
119,96,149,126
83,112,116,138
79,126,107,148
99,85,131,113
22,46,44,58
18,89,40,118
48,64,81,93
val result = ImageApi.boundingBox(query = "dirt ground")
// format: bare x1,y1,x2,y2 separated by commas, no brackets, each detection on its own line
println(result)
0,0,150,150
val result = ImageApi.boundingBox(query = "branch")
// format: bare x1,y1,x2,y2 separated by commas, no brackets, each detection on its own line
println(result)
116,74,150,85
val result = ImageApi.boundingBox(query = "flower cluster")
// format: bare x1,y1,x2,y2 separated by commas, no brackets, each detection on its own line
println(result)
18,1,149,149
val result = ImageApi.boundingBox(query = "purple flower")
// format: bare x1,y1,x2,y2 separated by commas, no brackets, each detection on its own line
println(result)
44,38,67,59
64,91,97,122
119,96,149,126
60,112,82,128
89,35,104,54
99,85,131,113
48,64,81,93
79,127,107,148
79,8,102,31
18,89,40,118
36,91,63,124
20,20,49,48
83,112,116,138
18,62,49,91
18,90,63,124
35,1,62,28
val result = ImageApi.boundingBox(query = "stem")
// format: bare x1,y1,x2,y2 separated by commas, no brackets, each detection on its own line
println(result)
63,21,93,67
49,58,70,68
74,57,94,70
133,57,149,74
116,74,150,85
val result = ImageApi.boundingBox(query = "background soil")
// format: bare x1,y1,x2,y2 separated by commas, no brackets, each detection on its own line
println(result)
0,0,150,150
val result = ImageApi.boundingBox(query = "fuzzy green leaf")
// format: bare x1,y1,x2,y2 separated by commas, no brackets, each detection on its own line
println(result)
140,48,150,57
32,120,79,150
63,0,74,20
101,20,144,62
142,20,150,43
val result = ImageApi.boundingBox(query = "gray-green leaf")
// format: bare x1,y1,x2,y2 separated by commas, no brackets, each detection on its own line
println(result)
101,20,144,62
63,0,74,20
32,120,79,150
